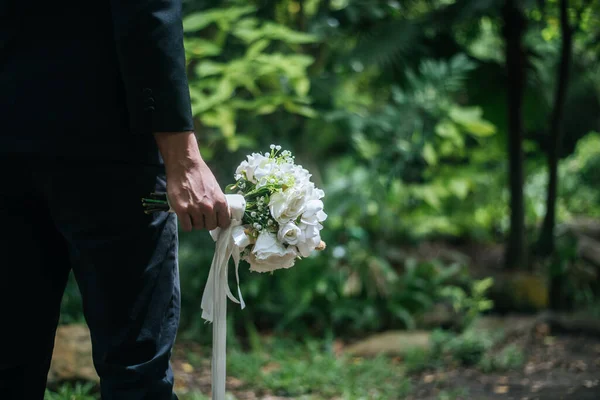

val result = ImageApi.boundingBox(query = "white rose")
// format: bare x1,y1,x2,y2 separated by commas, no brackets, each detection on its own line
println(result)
235,160,250,181
291,165,312,185
246,232,298,272
253,159,278,187
301,199,328,225
242,153,269,183
304,182,324,201
269,187,307,223
296,223,322,257
277,222,302,245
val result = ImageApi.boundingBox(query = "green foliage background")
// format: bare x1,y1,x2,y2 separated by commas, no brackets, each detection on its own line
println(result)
55,0,600,339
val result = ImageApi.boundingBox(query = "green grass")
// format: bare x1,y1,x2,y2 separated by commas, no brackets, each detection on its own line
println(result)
479,343,525,373
186,337,410,400
48,331,524,400
44,382,98,400
402,328,524,375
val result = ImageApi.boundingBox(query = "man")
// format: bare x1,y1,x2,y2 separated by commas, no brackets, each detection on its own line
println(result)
0,0,228,398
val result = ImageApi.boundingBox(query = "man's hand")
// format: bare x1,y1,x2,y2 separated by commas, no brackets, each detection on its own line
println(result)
154,132,230,232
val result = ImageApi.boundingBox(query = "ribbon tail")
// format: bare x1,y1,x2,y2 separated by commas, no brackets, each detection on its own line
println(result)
212,245,227,400
232,248,246,310
201,232,226,323
198,194,246,400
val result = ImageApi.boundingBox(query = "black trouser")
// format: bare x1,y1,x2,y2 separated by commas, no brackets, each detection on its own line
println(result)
0,156,180,400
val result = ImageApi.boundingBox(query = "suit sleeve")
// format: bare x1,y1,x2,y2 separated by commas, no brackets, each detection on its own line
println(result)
109,0,194,134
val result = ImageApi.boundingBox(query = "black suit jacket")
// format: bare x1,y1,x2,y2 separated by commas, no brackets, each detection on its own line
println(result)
0,0,194,163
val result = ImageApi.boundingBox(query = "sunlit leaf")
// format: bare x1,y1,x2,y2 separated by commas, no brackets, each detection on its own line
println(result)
448,179,470,199
195,61,225,77
183,7,256,32
184,38,222,58
422,142,437,165
435,120,464,147
449,106,497,137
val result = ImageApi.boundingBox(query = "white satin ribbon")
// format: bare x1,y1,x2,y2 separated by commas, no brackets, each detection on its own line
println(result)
200,194,247,400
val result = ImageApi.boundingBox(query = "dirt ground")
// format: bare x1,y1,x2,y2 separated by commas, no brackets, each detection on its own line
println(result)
172,331,600,400
408,333,600,400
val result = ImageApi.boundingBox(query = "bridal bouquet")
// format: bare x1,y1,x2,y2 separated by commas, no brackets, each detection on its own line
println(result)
228,145,327,270
142,145,327,271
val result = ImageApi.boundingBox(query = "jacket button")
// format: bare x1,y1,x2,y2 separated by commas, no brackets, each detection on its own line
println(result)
144,97,155,106
144,106,155,112
142,88,152,95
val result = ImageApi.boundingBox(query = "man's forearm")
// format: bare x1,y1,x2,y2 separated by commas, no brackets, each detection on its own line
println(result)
153,131,204,169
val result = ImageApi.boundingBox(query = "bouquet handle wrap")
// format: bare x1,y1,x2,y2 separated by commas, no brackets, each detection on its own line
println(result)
200,194,247,400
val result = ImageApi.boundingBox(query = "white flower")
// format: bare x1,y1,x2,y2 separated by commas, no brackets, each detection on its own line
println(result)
303,182,324,201
301,199,328,225
235,153,269,183
246,232,298,272
296,222,322,257
235,160,249,181
291,165,312,185
254,159,278,186
269,186,308,223
277,222,302,245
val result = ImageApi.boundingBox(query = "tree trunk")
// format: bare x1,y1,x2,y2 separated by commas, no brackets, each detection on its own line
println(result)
502,0,528,269
538,0,573,258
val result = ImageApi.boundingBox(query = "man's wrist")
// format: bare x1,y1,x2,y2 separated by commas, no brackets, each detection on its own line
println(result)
153,131,203,169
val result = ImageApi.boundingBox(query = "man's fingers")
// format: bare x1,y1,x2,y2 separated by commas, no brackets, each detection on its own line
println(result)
177,211,193,232
216,206,231,228
203,211,217,231
190,208,205,230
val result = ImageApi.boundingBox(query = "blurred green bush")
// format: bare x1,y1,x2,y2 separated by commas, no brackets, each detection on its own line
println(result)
58,0,600,337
